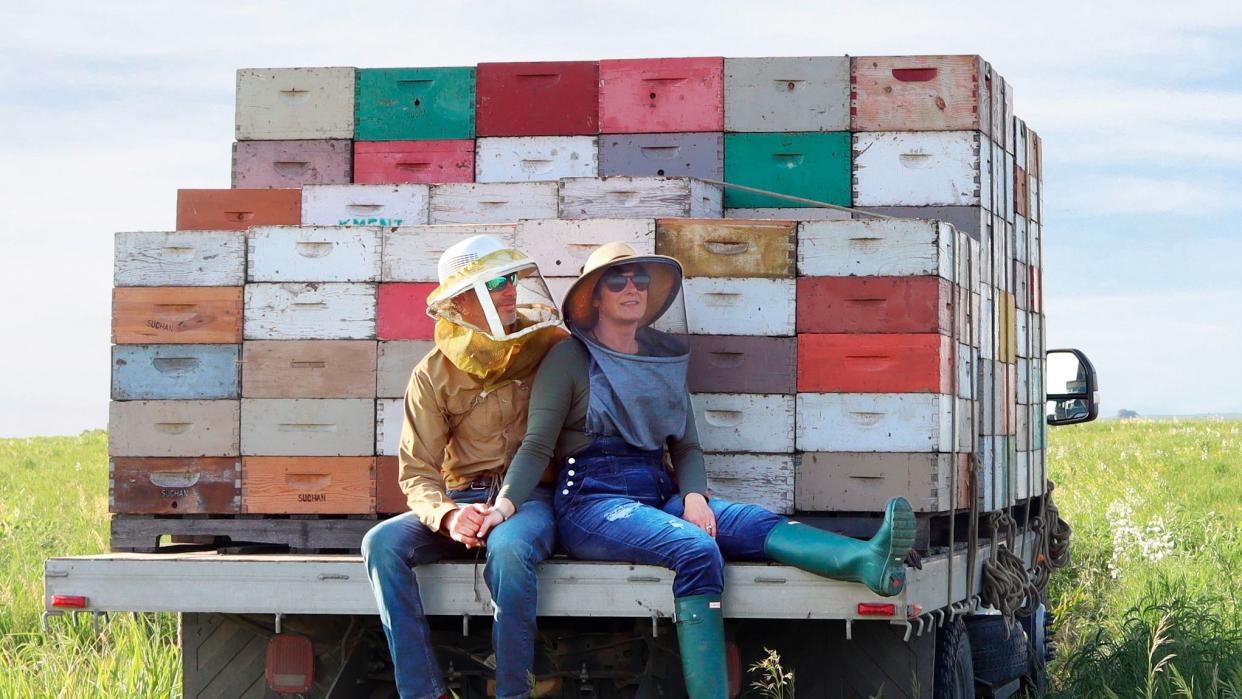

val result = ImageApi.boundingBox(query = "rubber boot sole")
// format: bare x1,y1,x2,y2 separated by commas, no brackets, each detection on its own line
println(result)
873,497,917,595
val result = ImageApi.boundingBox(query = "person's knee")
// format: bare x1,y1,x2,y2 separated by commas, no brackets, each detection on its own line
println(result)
677,535,724,575
361,520,403,568
486,538,540,578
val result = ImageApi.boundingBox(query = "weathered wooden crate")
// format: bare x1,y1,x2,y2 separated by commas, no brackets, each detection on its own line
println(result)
655,219,795,278
113,344,240,400
475,60,599,137
302,184,430,227
244,283,376,340
113,287,243,345
1012,215,1029,265
996,290,1017,363
686,335,796,394
176,189,300,231
723,131,852,208
796,452,971,513
514,218,654,277
377,283,438,340
247,226,381,283
598,57,724,134
382,224,518,281
377,341,435,397
543,277,574,308
114,231,245,287
110,457,241,514
852,131,985,208
1016,404,1031,451
353,140,475,184
108,515,376,553
797,333,955,394
850,55,988,132
598,132,724,180
682,277,796,336
724,56,850,132
235,67,356,141
797,219,978,282
979,435,1012,511
559,177,722,219
991,141,1007,215
725,207,850,221
1014,164,1029,218
1029,175,1041,225
430,182,559,224
704,453,794,514
690,393,795,453
241,341,377,399
795,393,971,452
240,398,374,456
376,398,403,456
796,276,953,335
1002,150,1016,223
231,139,351,189
375,456,410,514
355,67,475,141
108,400,240,457
1013,260,1030,310
241,457,375,515
855,206,990,241
1014,118,1028,171
476,136,598,182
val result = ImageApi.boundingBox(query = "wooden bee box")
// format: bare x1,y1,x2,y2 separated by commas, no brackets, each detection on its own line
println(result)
382,224,518,282
515,218,654,278
241,456,375,515
796,452,971,513
240,398,375,456
112,344,240,400
851,55,988,132
112,287,243,344
655,219,795,278
108,400,240,457
301,184,430,227
176,189,301,231
598,57,724,134
690,393,795,453
796,276,953,335
475,136,598,183
430,182,559,224
243,283,377,340
377,341,435,397
231,139,351,188
796,334,954,395
686,335,796,394
110,457,241,514
704,453,794,514
375,456,410,514
114,231,245,287
247,226,382,283
241,341,377,399
681,277,796,336
558,177,722,219
235,67,356,140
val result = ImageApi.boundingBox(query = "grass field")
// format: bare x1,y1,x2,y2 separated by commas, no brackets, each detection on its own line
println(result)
1,420,1239,698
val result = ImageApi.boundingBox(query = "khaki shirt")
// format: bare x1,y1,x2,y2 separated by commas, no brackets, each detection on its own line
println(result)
397,349,552,531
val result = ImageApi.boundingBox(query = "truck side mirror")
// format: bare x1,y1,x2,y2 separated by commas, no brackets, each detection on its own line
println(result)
1045,349,1099,426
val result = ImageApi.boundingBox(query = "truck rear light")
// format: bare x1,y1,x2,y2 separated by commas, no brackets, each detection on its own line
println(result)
266,634,314,694
857,603,897,617
50,595,88,609
726,639,741,697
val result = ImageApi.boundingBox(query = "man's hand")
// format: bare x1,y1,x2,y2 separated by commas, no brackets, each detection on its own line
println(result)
477,497,516,539
682,492,717,538
441,503,491,548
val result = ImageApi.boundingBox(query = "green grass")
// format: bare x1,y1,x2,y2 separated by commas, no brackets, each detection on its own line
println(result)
1,421,1238,697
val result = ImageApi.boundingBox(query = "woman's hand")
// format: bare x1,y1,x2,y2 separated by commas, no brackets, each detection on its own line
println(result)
682,492,717,538
477,497,516,539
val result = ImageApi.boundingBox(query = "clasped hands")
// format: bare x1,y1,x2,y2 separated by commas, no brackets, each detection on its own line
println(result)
440,498,515,548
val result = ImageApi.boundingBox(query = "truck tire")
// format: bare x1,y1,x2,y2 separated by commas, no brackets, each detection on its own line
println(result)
964,615,1029,685
933,618,975,699
1019,605,1049,693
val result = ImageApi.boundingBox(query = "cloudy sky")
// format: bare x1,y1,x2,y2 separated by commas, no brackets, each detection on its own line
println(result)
1,1,1239,436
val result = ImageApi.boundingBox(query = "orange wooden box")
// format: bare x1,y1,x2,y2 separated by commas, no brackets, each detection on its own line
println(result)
176,188,301,231
112,287,243,344
376,456,410,514
797,333,953,394
241,456,375,515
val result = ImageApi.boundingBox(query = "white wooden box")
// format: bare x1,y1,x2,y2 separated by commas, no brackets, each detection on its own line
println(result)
514,219,655,278
724,56,850,133
1014,119,1028,171
559,177,723,219
979,435,1010,511
1014,449,1032,502
1031,222,1042,271
795,393,971,453
240,398,374,456
797,219,978,282
853,131,984,208
301,184,430,227
1003,150,1015,223
108,400,240,457
980,286,995,360
690,393,795,453
682,278,795,336
725,208,850,221
244,283,377,340
1029,176,1040,224
544,277,574,309
235,67,356,141
957,342,976,400
1013,215,1029,265
247,226,381,282
381,224,518,282
429,182,559,224
992,141,1006,215
1016,310,1031,358
377,341,436,397
114,231,246,287
475,137,599,183
1017,358,1030,404
704,453,794,514
376,398,403,456
1016,404,1031,452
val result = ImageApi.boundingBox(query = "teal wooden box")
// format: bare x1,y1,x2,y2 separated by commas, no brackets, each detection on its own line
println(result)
723,132,851,208
355,67,475,140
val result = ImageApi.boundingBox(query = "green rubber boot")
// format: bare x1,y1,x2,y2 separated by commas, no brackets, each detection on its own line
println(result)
674,594,729,699
764,496,916,597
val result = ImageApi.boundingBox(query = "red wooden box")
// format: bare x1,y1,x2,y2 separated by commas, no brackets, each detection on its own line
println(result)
376,456,410,514
797,276,953,335
599,57,724,134
110,457,240,514
377,283,438,339
476,61,599,136
176,189,301,231
354,140,475,184
797,333,954,394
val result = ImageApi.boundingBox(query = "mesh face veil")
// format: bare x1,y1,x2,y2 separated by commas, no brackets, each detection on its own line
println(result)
426,244,560,342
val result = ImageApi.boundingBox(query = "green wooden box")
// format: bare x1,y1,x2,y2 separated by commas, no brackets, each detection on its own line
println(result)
723,132,851,208
355,67,475,140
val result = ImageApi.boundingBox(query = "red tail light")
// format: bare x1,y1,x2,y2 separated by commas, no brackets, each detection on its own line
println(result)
857,603,897,616
50,595,88,609
266,634,314,694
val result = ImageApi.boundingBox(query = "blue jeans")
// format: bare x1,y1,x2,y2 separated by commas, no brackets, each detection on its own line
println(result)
362,485,555,699
554,437,784,598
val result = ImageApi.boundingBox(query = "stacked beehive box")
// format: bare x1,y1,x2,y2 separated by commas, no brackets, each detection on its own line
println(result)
108,54,1045,552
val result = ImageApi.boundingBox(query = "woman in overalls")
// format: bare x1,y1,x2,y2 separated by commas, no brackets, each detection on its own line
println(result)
482,242,917,698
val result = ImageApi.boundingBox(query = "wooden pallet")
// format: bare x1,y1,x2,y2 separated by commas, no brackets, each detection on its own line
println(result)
110,514,379,553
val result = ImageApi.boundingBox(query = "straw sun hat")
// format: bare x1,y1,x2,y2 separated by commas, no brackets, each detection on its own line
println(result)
562,242,683,331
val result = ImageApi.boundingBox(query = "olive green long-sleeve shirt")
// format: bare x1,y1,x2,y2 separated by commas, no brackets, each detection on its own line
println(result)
497,338,708,508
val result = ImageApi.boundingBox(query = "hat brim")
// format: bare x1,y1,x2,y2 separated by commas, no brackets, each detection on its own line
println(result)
562,254,683,331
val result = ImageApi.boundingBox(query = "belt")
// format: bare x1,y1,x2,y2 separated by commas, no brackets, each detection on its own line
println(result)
464,474,497,490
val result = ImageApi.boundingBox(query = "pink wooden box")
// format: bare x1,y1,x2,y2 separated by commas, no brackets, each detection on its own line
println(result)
354,140,475,184
599,57,724,134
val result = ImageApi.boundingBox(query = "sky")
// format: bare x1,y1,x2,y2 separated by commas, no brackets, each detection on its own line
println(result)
1,1,1240,436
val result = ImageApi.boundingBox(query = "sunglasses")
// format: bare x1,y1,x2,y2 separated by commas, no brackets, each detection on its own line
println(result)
484,272,518,292
600,269,651,293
